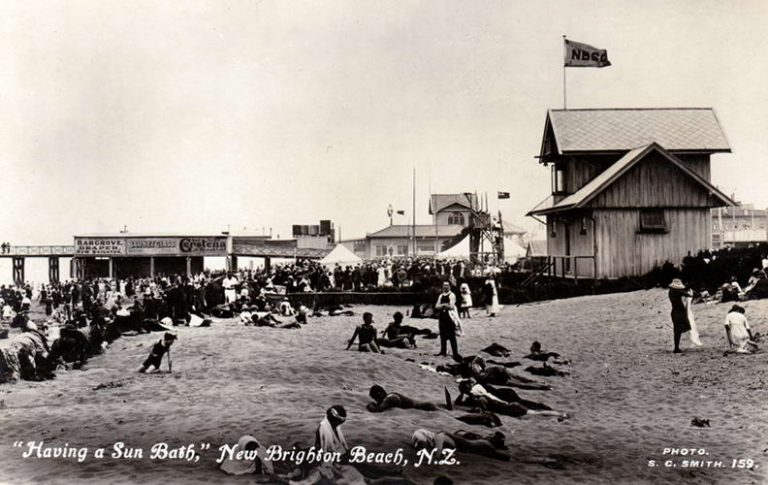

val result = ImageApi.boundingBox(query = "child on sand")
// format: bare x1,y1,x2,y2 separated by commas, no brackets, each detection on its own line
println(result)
346,312,383,353
138,332,177,373
724,305,758,354
459,283,473,319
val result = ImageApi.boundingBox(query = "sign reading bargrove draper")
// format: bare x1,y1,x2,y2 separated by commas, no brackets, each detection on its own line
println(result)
74,238,126,255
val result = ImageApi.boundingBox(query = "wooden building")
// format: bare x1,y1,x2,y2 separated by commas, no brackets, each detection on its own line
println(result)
527,108,736,278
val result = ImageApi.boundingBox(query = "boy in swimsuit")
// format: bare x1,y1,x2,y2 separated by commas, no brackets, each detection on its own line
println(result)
346,313,383,353
377,312,416,349
138,332,177,373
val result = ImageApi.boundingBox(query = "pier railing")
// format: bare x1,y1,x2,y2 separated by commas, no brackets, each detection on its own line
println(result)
2,245,75,257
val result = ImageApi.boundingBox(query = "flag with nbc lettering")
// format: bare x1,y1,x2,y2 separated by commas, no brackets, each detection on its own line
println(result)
497,191,510,199
564,39,611,68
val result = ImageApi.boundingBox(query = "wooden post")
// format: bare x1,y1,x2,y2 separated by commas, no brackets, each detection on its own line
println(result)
108,257,114,279
12,257,24,285
48,257,60,283
573,256,578,283
150,257,155,277
186,257,192,278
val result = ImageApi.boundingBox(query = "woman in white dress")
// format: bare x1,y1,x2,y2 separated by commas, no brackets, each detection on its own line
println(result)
483,279,500,317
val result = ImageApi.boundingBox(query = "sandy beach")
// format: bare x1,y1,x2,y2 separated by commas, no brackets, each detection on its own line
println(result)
1,289,766,485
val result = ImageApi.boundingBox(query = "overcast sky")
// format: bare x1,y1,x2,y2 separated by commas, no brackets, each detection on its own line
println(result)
1,0,767,245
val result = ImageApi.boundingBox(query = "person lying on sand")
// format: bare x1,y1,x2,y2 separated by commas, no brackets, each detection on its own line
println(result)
523,341,561,361
724,304,758,354
454,411,502,428
412,428,509,461
219,435,274,477
346,312,383,353
438,356,551,390
524,362,570,377
455,379,567,420
481,343,511,358
457,378,553,411
366,385,439,412
138,332,177,373
377,312,417,349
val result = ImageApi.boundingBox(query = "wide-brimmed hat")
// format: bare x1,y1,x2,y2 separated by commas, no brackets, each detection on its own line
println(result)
729,304,746,314
668,278,686,290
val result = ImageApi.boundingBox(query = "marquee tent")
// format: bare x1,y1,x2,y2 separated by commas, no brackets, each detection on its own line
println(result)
503,236,527,264
320,244,363,266
436,235,470,259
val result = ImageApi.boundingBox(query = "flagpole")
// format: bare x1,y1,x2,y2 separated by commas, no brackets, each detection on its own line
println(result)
563,35,567,110
412,166,416,257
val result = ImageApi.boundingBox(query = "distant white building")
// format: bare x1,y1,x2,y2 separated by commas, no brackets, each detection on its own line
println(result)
711,205,768,249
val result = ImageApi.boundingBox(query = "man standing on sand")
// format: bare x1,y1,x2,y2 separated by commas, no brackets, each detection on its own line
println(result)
435,281,461,360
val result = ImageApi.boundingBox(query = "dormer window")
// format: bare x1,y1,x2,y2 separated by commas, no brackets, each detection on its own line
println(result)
551,163,567,194
447,212,465,225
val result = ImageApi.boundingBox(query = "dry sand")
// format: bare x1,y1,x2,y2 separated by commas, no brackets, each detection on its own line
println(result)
0,289,766,485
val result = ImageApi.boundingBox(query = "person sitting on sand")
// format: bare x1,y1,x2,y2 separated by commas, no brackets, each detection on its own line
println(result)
724,304,758,354
219,435,274,476
366,384,439,412
412,428,510,461
377,312,416,349
346,312,383,353
138,332,177,373
454,379,567,419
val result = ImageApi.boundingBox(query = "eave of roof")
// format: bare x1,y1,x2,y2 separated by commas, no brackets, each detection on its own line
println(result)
539,108,732,160
528,142,737,216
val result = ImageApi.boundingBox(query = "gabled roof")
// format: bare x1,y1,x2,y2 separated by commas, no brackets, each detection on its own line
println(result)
541,108,731,157
367,224,465,239
429,194,478,214
526,240,547,256
528,142,737,216
503,223,527,235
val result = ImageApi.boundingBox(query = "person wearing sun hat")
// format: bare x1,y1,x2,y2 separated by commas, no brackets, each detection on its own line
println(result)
668,278,693,353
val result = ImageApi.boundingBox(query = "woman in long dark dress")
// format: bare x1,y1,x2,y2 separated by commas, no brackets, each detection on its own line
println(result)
668,278,692,353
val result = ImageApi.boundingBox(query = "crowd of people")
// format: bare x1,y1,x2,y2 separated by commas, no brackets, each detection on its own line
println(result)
222,257,511,294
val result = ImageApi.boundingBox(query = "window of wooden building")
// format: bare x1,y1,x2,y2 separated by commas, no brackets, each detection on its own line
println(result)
447,212,465,225
639,209,667,233
551,164,566,194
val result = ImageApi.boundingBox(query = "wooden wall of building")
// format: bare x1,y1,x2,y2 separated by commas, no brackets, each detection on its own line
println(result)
676,153,711,181
589,152,715,208
565,155,619,194
545,214,596,278
593,208,710,278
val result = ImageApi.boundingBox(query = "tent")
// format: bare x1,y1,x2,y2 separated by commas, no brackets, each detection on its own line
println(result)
320,244,363,266
503,236,527,264
437,235,470,259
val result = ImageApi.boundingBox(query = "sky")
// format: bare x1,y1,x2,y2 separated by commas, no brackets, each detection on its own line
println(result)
1,0,767,246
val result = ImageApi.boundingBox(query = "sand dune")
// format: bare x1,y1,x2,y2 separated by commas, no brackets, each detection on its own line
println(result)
0,289,766,484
